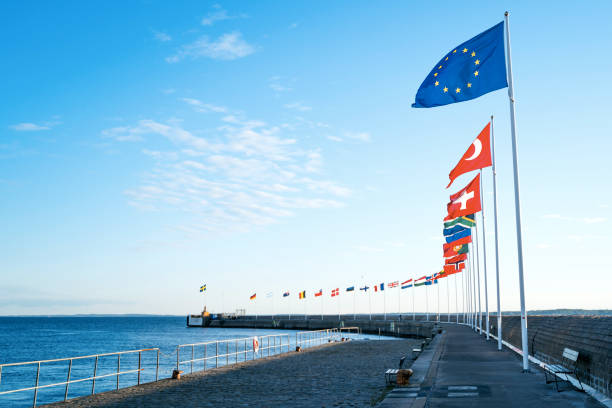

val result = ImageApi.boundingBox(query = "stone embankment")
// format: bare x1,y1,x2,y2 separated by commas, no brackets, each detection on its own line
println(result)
494,315,612,397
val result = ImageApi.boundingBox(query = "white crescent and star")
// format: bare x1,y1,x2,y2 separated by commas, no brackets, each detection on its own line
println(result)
465,139,482,161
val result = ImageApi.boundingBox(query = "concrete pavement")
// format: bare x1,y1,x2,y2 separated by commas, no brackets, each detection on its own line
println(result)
380,324,603,407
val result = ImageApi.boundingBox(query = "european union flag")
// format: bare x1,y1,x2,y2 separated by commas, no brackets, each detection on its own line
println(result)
412,22,507,108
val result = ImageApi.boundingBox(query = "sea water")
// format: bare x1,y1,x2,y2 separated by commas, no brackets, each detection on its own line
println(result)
0,316,384,407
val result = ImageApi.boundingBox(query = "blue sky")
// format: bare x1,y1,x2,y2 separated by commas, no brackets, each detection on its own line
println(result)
1,1,611,316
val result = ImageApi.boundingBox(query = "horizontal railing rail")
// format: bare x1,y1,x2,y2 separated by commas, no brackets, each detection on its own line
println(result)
0,348,160,408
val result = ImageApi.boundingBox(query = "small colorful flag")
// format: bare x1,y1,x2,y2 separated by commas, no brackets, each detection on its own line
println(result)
444,214,476,229
444,242,469,258
414,276,428,287
315,289,323,297
445,228,472,244
443,224,469,237
331,288,340,297
445,253,468,264
401,279,413,289
298,290,306,299
250,293,256,300
283,291,290,297
346,286,355,292
379,283,385,291
448,123,492,188
388,281,399,289
199,284,207,292
360,286,370,292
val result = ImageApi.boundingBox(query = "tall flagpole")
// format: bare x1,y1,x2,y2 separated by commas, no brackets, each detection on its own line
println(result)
471,245,477,330
467,250,472,327
505,11,529,371
475,221,483,335
412,275,416,321
353,290,356,320
437,278,440,322
369,288,372,320
447,274,450,322
479,169,491,340
462,265,466,324
491,116,503,350
383,287,387,321
455,272,459,323
425,283,429,321
398,285,401,318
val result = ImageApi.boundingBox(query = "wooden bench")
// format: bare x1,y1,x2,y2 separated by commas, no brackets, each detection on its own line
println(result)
544,348,584,392
385,356,409,385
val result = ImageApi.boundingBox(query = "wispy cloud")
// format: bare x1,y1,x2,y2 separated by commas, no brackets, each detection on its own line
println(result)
181,98,227,113
166,32,255,63
268,77,293,93
103,108,349,232
10,123,50,131
344,131,371,142
153,30,172,42
288,22,299,30
284,102,312,112
201,5,246,26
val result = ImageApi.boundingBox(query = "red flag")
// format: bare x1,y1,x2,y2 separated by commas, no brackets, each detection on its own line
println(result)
447,122,492,188
443,236,472,255
445,174,481,220
445,253,467,264
443,262,465,275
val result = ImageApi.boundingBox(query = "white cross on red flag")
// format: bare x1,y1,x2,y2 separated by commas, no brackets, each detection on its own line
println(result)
445,173,481,220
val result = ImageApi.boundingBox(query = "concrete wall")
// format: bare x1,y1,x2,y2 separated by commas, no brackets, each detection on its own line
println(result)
494,315,612,397
209,317,437,339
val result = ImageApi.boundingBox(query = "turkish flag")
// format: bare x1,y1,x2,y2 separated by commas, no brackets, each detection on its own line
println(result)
447,122,492,188
445,173,481,220
445,253,467,264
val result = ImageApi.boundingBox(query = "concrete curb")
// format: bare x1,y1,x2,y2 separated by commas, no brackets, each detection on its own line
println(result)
377,331,444,407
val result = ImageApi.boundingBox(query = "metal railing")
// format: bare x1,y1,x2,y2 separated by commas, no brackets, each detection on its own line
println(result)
0,348,159,408
176,333,291,373
296,328,339,347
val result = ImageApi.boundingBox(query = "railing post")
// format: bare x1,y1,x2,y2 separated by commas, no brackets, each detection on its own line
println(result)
137,352,142,385
64,359,72,401
216,342,219,368
33,361,41,408
226,342,229,366
92,356,99,395
176,347,180,371
235,340,238,364
191,345,194,374
117,354,121,389
156,349,159,381
204,344,208,371
244,339,247,362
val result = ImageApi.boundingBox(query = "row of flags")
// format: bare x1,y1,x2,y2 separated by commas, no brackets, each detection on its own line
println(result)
246,274,444,301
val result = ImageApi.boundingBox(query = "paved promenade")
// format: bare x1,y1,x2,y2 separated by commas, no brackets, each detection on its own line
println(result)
48,339,419,407
381,324,604,407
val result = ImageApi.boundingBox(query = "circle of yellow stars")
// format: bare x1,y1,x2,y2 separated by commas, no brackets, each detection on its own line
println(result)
432,47,479,94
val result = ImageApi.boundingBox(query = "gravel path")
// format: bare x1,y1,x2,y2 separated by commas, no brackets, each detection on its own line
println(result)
47,339,419,407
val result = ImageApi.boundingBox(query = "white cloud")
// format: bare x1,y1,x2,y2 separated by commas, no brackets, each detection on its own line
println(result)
10,123,50,131
583,217,607,224
268,76,293,93
288,22,299,29
181,98,227,113
327,135,343,142
105,110,350,232
345,131,371,142
201,5,246,26
284,102,312,112
166,32,255,63
153,31,171,42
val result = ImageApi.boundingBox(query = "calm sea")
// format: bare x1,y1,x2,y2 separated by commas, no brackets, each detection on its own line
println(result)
0,316,384,407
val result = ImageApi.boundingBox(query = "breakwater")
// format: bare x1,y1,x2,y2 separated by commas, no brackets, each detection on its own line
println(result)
495,315,612,397
208,315,438,339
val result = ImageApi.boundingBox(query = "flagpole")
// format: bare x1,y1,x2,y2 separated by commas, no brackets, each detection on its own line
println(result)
491,116,503,350
425,283,429,321
475,221,483,335
455,273,459,324
505,11,529,371
369,288,372,320
473,243,478,331
321,293,323,320
383,287,386,321
437,277,440,322
447,274,450,322
479,169,491,340
466,254,471,327
412,274,416,321
462,266,466,324
397,285,401,318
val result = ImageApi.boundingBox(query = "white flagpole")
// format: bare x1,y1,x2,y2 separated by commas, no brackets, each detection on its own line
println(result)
383,287,387,321
491,116,503,350
437,278,440,322
412,276,416,321
475,221,483,335
321,293,324,320
479,169,491,340
455,272,459,323
462,265,466,324
353,290,356,320
505,11,529,371
425,283,429,321
398,285,401,318
447,274,450,322
467,253,471,327
368,288,372,320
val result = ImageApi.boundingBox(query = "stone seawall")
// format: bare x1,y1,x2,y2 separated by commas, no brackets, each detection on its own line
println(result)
495,315,611,397
209,317,437,339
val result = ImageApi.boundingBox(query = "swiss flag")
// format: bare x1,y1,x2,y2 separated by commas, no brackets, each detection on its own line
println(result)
445,173,481,221
447,122,492,188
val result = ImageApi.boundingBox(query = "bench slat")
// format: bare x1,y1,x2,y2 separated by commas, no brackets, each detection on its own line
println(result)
562,348,579,361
